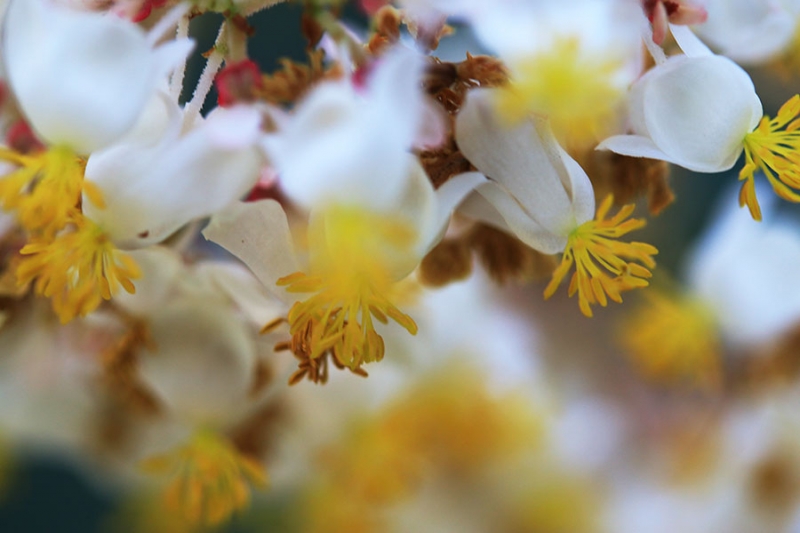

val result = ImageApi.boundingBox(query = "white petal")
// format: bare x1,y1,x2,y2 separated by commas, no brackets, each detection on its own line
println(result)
695,0,798,64
138,298,256,425
4,0,157,153
84,106,264,247
114,246,183,317
669,24,713,57
687,184,800,348
263,46,425,210
597,134,674,161
455,88,585,235
385,159,484,278
474,182,568,254
633,55,762,172
202,200,300,299
191,261,287,327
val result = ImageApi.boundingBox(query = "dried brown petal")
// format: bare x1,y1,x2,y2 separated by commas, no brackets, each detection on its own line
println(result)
468,224,557,284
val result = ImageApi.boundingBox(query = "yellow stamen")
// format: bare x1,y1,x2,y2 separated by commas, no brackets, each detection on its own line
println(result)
740,95,800,221
142,430,267,527
0,145,102,235
494,37,624,146
544,195,657,317
15,213,140,323
277,206,418,370
619,289,721,388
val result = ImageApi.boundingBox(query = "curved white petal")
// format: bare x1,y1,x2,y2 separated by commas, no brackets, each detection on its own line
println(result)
618,55,762,173
84,106,264,248
4,0,158,153
138,298,257,425
262,46,425,211
386,159,485,278
669,24,713,57
202,199,300,301
456,88,593,237
475,181,568,254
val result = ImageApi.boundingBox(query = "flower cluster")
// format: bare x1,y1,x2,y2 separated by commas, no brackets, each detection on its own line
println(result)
2,0,800,530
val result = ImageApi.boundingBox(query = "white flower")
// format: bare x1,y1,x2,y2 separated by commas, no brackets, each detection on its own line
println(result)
695,0,800,65
3,0,192,154
686,185,800,349
455,87,657,317
456,88,595,254
598,26,800,220
205,46,483,372
598,30,762,174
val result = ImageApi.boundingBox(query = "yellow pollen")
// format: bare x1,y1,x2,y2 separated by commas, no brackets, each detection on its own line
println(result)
740,95,800,221
0,145,103,235
544,195,658,317
494,37,624,146
619,289,721,388
141,429,267,527
15,213,140,323
277,206,418,370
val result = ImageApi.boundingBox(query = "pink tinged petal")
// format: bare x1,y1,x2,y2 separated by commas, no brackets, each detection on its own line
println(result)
4,0,157,153
651,1,668,45
669,3,707,25
633,55,762,173
84,106,265,247
202,200,300,302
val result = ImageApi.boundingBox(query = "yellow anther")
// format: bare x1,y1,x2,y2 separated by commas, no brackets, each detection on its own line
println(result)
620,289,721,388
0,145,97,236
544,195,657,317
15,213,140,323
142,430,267,527
277,206,418,370
740,94,800,221
494,37,624,146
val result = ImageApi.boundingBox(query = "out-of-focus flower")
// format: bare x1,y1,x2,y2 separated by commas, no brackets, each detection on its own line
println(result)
205,47,483,376
694,0,800,65
456,88,657,316
469,0,643,146
643,0,707,45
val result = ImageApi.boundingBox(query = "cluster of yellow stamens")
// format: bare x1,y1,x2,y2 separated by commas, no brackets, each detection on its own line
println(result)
495,37,624,146
620,289,721,388
0,144,138,321
544,196,657,317
277,206,418,372
15,215,141,323
142,429,267,527
740,94,800,221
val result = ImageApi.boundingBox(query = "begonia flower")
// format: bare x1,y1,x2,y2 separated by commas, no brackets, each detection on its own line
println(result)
456,88,657,317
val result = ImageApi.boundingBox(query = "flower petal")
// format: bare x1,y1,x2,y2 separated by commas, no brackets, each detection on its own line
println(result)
262,46,425,211
456,88,588,235
202,200,300,300
4,0,157,153
138,298,256,425
84,106,264,247
630,55,762,172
